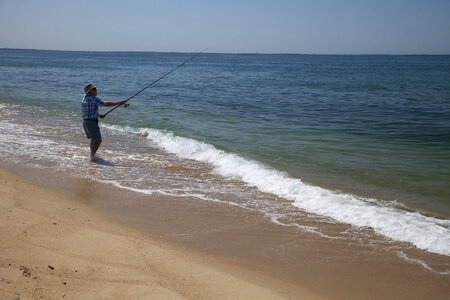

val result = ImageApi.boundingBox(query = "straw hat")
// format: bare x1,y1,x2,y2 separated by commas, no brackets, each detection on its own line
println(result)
84,83,96,94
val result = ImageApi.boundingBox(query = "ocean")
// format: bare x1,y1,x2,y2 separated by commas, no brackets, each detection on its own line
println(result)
0,49,449,262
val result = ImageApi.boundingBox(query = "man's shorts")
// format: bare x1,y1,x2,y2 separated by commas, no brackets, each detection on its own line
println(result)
82,119,101,140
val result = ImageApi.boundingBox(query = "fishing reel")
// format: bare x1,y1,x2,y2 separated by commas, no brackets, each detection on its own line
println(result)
124,103,130,108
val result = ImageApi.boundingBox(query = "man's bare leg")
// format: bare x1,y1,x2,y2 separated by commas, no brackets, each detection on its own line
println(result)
90,138,102,161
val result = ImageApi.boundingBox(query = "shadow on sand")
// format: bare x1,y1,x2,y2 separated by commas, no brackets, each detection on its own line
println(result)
92,157,116,167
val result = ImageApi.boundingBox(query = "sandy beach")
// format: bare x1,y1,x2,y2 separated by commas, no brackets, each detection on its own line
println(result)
0,166,325,299
2,163,449,300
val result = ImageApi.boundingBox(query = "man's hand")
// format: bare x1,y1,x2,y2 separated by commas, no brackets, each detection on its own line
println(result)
99,114,106,119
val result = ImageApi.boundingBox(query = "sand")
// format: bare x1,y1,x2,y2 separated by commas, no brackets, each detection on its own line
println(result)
1,162,449,300
0,167,324,299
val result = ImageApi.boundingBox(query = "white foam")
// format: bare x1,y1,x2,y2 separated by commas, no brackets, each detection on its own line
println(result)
106,124,450,256
98,179,243,207
270,214,341,239
397,251,450,275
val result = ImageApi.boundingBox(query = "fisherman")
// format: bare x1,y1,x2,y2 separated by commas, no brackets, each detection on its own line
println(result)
82,83,126,162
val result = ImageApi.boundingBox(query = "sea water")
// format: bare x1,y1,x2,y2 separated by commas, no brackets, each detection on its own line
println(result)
0,49,449,258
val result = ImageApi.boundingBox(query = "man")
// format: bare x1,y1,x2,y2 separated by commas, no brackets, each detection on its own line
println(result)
82,83,126,162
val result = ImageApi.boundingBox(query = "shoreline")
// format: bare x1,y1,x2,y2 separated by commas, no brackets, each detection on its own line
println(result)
0,166,321,299
2,163,449,299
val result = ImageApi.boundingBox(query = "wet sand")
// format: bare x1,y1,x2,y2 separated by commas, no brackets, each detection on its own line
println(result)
0,166,327,299
2,163,449,299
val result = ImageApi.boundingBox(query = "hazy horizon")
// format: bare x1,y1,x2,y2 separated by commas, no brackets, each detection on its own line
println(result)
2,47,450,56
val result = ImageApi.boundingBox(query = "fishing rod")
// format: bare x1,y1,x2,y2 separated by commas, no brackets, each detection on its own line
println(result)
104,48,207,117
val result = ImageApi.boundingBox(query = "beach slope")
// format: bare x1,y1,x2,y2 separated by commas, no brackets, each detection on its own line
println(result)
0,167,320,299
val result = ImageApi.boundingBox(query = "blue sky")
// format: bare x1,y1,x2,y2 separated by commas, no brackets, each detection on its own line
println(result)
0,0,449,54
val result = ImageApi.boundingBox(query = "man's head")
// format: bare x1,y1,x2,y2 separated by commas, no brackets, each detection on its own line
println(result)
84,83,97,95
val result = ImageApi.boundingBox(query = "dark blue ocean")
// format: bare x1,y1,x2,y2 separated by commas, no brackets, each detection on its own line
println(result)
0,49,449,257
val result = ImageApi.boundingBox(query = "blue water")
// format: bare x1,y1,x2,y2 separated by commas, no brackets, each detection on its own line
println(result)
0,49,449,257
1,49,449,212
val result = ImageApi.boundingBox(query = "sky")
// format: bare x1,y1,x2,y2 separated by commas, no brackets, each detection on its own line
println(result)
0,0,449,54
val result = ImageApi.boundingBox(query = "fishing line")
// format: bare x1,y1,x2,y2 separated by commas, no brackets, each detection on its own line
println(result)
104,48,207,117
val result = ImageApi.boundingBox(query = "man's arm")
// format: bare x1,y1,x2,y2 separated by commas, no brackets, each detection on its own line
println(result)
104,100,127,107
98,101,127,118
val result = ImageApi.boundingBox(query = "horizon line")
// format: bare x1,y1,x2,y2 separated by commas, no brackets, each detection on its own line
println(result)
1,47,449,56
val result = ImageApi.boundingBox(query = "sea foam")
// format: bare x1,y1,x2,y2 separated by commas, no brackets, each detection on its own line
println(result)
107,124,450,256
